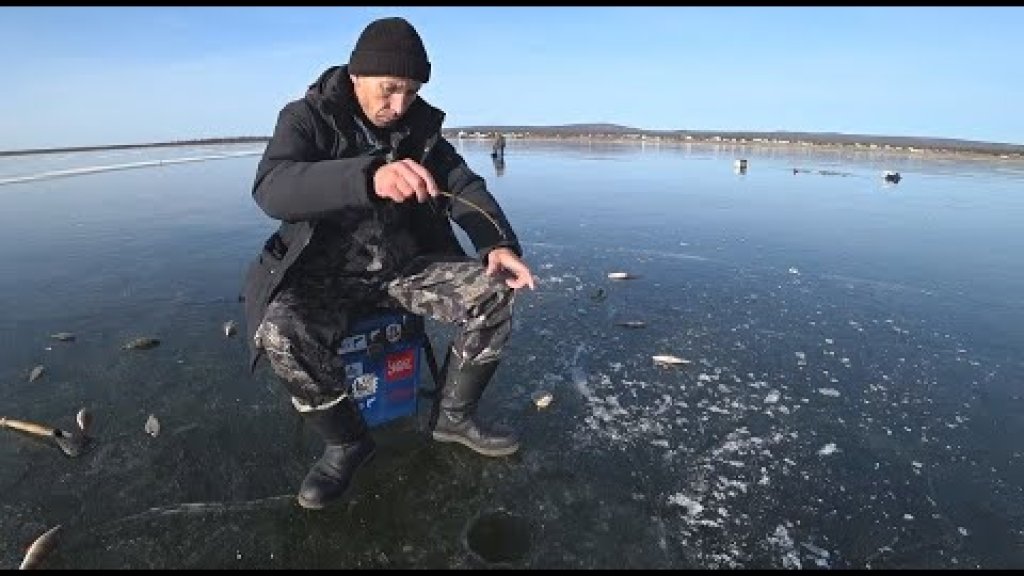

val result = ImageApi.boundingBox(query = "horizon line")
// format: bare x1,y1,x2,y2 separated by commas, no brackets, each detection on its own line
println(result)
2,126,1022,158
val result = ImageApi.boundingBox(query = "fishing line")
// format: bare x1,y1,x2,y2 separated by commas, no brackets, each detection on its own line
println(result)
436,189,508,242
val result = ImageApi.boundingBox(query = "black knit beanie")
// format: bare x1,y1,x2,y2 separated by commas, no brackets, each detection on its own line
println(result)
348,17,431,83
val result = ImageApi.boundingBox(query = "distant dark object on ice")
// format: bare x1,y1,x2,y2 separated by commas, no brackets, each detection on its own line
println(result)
792,167,853,177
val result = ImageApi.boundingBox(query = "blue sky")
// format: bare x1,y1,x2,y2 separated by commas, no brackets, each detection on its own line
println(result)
2,6,1022,150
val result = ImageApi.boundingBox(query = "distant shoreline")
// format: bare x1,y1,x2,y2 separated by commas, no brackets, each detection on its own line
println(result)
2,129,1022,162
454,134,1024,164
0,137,268,158
446,126,1024,162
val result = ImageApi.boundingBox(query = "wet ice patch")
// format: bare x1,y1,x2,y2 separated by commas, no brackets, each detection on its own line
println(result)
569,343,594,399
570,366,593,398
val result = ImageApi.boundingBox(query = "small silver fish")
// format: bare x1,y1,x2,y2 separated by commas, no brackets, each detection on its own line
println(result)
222,320,238,337
123,337,160,350
530,390,554,409
615,321,646,329
49,332,76,342
76,407,93,436
144,414,160,438
20,524,61,569
28,365,45,383
607,272,635,280
652,354,692,367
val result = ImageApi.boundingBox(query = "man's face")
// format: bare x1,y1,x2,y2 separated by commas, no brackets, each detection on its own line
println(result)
350,74,422,128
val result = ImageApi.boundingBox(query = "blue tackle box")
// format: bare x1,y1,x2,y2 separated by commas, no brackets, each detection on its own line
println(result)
336,310,427,428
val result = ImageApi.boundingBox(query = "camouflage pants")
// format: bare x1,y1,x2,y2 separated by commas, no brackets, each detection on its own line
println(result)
254,255,514,408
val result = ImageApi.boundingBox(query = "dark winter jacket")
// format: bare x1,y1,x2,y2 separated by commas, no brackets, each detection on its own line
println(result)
242,65,521,370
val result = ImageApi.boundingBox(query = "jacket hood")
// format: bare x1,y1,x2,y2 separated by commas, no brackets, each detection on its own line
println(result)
305,65,445,134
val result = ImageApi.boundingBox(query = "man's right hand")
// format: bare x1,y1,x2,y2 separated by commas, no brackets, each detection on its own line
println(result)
372,159,440,203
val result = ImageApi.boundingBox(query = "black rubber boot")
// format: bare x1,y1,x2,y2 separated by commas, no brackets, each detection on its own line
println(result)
296,396,376,510
431,352,519,457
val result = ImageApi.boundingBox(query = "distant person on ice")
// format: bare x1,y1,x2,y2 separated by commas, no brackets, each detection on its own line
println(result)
491,132,506,160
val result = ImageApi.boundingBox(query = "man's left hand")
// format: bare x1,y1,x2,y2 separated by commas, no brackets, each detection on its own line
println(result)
485,248,536,291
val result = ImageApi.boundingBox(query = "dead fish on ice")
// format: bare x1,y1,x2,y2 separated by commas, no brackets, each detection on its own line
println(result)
28,365,45,383
20,523,61,569
616,320,646,328
652,355,692,367
76,407,93,436
222,320,238,337
49,333,76,342
144,414,160,438
123,337,160,350
530,390,553,409
607,272,637,280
